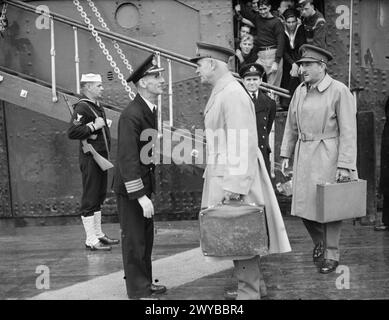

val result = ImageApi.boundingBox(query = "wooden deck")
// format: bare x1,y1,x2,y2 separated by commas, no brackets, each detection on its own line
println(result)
1,215,389,300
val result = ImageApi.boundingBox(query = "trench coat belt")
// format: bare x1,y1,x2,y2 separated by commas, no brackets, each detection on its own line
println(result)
298,131,339,142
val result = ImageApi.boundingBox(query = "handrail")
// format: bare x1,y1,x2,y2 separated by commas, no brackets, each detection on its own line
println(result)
0,65,123,113
4,0,196,68
4,0,290,98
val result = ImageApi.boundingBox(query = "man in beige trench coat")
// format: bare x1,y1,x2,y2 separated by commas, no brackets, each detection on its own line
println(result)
190,42,291,300
281,44,357,274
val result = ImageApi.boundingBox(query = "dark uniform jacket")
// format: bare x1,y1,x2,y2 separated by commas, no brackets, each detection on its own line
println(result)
302,10,327,48
252,90,276,157
113,94,156,200
67,97,111,156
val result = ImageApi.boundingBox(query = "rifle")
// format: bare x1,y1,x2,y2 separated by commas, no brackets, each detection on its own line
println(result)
63,94,114,171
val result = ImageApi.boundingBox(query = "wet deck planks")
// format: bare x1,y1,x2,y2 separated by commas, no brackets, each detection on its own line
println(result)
1,216,388,300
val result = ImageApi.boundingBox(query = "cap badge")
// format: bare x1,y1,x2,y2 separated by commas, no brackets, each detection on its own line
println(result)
249,66,256,72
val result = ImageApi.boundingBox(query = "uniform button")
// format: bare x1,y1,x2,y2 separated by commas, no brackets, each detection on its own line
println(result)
260,145,264,149
264,117,267,120
262,136,265,139
263,126,266,129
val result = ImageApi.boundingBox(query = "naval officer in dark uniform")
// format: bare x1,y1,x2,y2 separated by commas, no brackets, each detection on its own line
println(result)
113,54,167,299
68,73,119,251
239,63,276,173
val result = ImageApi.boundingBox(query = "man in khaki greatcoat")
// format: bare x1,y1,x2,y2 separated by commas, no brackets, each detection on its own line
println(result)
280,44,357,274
191,42,291,299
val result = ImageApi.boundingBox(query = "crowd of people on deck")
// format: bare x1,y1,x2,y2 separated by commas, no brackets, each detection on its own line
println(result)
234,0,326,109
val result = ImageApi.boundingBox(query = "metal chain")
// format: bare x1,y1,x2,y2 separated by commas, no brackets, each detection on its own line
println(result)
73,0,136,100
86,0,133,73
0,3,8,35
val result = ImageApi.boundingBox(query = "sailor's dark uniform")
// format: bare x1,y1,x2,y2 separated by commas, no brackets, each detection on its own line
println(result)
67,97,111,217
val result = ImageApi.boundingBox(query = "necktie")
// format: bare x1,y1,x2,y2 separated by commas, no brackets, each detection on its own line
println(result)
251,93,256,101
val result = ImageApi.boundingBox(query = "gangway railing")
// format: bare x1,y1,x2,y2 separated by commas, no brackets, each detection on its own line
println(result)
3,0,291,100
2,0,290,176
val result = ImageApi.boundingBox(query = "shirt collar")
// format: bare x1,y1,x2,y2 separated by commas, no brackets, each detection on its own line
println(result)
250,90,258,98
303,73,333,93
139,94,157,112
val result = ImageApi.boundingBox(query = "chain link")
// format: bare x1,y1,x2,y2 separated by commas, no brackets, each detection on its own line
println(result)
86,0,133,73
0,3,8,35
73,0,136,100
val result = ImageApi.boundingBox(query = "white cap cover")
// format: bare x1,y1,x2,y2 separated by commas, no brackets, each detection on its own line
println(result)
80,73,102,82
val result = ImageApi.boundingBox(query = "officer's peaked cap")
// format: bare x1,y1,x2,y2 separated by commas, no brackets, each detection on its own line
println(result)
190,42,235,64
126,54,164,84
296,44,333,65
238,63,265,79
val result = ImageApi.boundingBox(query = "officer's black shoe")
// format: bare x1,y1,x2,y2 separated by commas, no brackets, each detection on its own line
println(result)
98,234,120,245
319,259,339,274
85,241,112,251
314,254,325,267
150,284,167,294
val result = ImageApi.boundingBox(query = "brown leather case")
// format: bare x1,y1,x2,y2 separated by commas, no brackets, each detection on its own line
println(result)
199,201,269,257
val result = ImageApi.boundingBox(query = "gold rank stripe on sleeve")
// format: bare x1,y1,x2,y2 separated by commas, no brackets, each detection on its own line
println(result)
125,179,144,193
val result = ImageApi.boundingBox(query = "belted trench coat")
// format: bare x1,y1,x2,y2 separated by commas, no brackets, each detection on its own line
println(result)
280,74,357,221
201,73,291,259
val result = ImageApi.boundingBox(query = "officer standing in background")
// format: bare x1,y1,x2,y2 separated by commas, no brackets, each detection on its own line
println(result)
239,63,276,174
68,73,119,251
114,54,167,299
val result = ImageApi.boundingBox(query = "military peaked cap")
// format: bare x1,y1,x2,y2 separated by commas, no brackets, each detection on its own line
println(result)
296,44,333,65
190,42,235,64
126,54,164,83
238,63,265,78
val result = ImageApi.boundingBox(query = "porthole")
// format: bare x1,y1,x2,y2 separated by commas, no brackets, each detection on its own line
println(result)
115,3,139,29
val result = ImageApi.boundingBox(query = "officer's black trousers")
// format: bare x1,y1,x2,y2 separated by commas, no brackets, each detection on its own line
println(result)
116,193,154,298
79,153,107,217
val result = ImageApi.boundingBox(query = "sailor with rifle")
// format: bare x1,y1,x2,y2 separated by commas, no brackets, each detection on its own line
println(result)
68,73,119,251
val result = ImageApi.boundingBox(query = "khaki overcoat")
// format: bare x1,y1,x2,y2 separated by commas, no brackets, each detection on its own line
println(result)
201,73,291,259
280,74,357,221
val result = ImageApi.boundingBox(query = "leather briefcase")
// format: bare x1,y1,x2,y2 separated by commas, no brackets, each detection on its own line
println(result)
316,179,367,223
199,201,269,257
